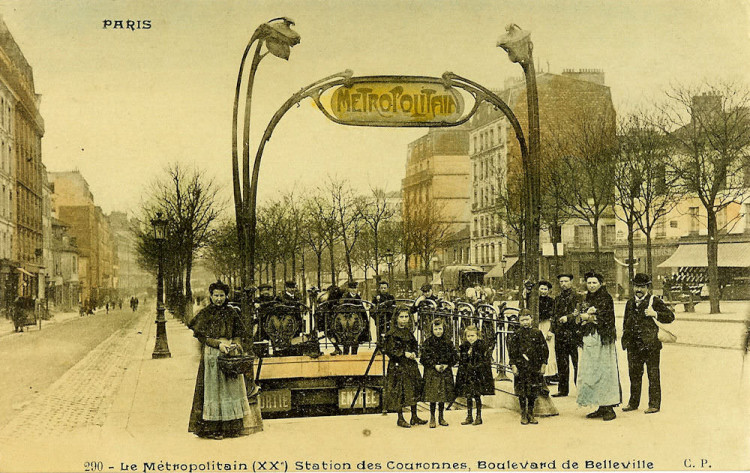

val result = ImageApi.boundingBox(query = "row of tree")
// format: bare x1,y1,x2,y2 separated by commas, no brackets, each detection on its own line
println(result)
494,82,750,313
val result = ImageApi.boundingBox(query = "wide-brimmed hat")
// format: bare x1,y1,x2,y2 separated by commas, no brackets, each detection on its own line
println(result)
284,280,296,288
633,273,652,286
557,273,574,280
347,280,359,289
538,280,553,289
258,283,272,290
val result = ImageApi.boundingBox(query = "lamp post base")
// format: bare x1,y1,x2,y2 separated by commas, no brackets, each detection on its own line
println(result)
152,313,171,359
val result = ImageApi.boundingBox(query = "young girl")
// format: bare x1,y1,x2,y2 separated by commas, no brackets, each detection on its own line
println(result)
188,280,263,439
455,325,495,425
383,310,426,428
420,318,458,428
508,310,549,425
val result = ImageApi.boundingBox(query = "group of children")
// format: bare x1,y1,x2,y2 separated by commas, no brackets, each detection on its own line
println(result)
383,310,542,427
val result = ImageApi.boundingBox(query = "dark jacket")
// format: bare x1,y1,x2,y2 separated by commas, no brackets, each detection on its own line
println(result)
621,294,675,352
539,295,555,322
188,302,245,348
508,327,549,373
551,288,581,343
583,286,617,345
421,334,458,369
372,292,395,305
454,339,495,396
383,326,423,410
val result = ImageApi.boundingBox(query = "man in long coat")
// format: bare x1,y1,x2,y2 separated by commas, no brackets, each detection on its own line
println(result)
551,273,581,397
621,273,675,414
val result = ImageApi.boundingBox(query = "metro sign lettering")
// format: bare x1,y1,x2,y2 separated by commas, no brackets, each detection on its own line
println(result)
328,78,464,126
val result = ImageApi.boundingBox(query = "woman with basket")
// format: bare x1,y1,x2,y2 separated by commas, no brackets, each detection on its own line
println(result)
188,280,263,439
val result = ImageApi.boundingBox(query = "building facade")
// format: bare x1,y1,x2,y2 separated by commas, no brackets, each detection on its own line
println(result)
49,171,118,306
468,69,618,288
108,211,148,299
401,128,470,271
0,17,45,304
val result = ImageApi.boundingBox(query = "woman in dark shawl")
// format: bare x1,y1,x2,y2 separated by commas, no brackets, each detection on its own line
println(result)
188,280,263,438
576,272,622,421
382,310,426,428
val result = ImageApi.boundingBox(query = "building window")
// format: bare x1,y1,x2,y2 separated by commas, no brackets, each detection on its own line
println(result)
689,207,700,234
575,225,593,247
490,243,496,263
603,225,616,245
656,218,666,237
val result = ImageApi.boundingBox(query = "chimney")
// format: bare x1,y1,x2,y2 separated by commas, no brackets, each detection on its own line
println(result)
692,93,722,121
561,68,605,86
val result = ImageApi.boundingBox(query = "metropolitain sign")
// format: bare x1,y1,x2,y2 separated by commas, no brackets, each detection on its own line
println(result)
326,77,465,126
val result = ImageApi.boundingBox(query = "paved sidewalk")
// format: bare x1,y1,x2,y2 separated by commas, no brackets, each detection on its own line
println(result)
0,308,748,472
0,309,86,338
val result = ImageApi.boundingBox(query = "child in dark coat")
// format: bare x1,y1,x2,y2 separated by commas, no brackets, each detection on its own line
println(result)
508,310,549,425
455,325,495,425
420,318,458,428
383,311,426,428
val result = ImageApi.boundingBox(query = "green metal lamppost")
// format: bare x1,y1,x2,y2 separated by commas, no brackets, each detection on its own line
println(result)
498,23,542,326
232,17,301,298
151,212,171,359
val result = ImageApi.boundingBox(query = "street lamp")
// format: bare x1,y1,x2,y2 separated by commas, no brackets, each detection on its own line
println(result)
384,249,394,288
498,23,541,325
233,17,300,323
501,256,508,299
151,212,171,359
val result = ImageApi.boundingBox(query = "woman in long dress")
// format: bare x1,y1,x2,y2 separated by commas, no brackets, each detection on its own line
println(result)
188,280,263,439
576,272,622,421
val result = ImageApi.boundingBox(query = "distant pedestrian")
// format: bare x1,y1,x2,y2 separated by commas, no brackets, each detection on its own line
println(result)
509,310,549,425
188,280,262,439
106,302,110,314
577,272,622,421
621,273,675,414
420,318,457,428
382,311,426,428
455,325,495,426
118,299,123,310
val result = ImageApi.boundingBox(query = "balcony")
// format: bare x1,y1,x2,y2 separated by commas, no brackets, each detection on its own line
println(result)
402,169,432,188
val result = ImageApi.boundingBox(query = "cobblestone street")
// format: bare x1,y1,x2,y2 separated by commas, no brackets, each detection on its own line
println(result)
0,309,150,440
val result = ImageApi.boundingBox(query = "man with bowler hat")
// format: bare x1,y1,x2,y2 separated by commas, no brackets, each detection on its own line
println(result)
551,273,581,397
621,273,675,414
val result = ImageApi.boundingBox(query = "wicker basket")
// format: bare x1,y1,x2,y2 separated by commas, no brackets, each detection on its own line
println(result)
217,354,255,377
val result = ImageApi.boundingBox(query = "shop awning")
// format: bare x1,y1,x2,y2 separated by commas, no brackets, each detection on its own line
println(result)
485,256,519,278
658,242,750,268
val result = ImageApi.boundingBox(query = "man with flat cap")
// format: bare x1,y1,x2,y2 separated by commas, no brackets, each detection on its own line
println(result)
551,273,581,397
412,283,438,313
372,280,396,336
342,280,362,301
280,281,300,304
621,273,675,414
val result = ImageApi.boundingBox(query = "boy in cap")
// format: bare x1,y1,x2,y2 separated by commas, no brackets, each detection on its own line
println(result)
621,273,675,414
280,281,300,304
509,310,548,424
411,283,438,313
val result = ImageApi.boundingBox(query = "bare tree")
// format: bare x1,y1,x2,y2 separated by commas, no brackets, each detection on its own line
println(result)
403,199,452,274
550,104,618,270
136,163,223,320
358,187,398,279
327,177,365,282
621,112,683,280
659,82,750,313
539,150,573,274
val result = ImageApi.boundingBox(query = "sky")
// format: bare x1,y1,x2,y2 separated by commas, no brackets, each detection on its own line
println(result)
0,0,749,215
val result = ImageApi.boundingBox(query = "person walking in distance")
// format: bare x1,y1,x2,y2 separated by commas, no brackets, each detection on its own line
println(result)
621,273,675,414
551,273,581,397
